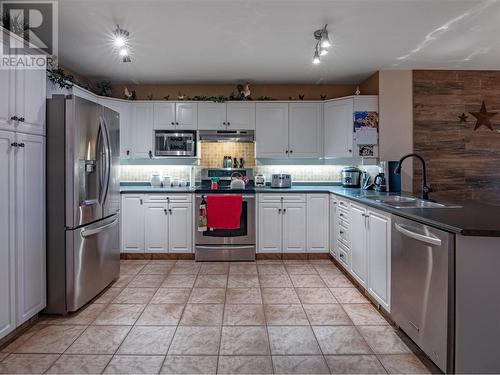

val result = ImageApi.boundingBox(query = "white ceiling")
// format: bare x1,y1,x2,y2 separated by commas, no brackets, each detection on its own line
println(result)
57,0,500,84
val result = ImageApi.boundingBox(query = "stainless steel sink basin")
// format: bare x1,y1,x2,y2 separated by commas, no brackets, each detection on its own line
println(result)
365,195,461,209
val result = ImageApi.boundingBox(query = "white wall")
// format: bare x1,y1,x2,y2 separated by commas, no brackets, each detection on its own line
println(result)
378,70,413,192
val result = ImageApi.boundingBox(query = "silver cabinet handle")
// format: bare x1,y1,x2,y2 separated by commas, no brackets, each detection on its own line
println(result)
395,223,442,246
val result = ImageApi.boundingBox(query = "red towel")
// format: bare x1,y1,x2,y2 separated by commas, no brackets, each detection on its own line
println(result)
206,195,242,229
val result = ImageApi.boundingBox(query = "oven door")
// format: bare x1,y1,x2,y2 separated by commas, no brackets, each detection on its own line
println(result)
195,194,256,245
155,131,196,156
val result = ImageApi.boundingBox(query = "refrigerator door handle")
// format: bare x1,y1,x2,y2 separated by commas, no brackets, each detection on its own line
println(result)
98,115,111,206
81,216,118,238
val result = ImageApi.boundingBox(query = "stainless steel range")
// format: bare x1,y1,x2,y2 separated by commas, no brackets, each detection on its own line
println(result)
195,168,255,261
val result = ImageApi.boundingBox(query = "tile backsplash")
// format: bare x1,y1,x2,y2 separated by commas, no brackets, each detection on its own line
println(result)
200,142,255,168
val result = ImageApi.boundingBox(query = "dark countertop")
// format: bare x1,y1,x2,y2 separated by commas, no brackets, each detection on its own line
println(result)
121,183,500,237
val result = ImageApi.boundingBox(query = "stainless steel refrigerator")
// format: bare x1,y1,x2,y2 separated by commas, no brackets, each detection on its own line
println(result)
45,94,120,314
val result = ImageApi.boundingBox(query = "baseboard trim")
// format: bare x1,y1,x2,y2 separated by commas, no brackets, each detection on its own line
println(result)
121,253,195,260
256,253,331,260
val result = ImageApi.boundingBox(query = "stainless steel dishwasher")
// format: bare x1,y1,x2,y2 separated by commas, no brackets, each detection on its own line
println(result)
391,215,454,373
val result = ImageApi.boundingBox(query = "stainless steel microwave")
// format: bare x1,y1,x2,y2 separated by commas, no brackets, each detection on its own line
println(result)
154,130,197,157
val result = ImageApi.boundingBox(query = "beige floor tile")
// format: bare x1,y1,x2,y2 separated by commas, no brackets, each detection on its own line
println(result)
330,287,370,303
321,274,354,287
139,263,173,275
95,287,123,304
113,287,157,304
104,355,165,374
46,354,112,374
120,264,145,276
14,325,85,354
168,326,221,355
0,353,60,374
0,325,45,353
189,288,226,304
93,304,145,325
227,274,260,288
378,354,430,374
226,288,262,304
0,353,8,361
180,304,224,326
303,304,352,325
229,263,258,275
151,288,191,304
112,275,134,288
42,303,107,325
258,274,293,288
136,304,184,325
220,326,270,355
357,326,411,354
312,326,372,355
161,355,218,374
325,354,387,374
290,274,327,288
161,275,196,288
223,304,266,325
272,355,330,374
199,262,229,275
257,264,287,275
128,274,165,288
195,275,228,288
285,264,318,275
217,355,273,374
342,304,388,325
261,288,301,304
170,263,201,275
117,326,176,355
264,304,309,325
296,288,338,304
267,326,321,355
66,326,131,354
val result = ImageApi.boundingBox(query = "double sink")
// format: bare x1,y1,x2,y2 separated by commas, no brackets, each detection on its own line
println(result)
364,195,461,209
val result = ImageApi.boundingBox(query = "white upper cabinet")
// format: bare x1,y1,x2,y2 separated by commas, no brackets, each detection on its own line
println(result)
0,67,45,136
15,133,46,324
0,131,15,339
306,194,329,252
324,98,354,158
288,103,322,158
367,208,391,311
153,103,176,130
197,103,227,130
14,69,46,136
256,103,289,158
175,103,197,130
226,103,255,130
130,103,154,159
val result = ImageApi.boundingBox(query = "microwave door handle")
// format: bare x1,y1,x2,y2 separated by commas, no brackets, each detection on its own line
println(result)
394,223,442,246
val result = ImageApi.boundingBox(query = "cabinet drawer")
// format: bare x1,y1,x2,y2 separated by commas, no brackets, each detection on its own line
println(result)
258,193,306,203
337,198,350,209
337,209,349,222
338,242,350,268
144,193,192,203
337,222,349,244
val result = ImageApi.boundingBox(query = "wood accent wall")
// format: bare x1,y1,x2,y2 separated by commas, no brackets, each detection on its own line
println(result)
413,70,500,205
110,83,357,101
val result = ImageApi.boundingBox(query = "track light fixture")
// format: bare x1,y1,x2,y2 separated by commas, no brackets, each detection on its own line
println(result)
113,24,132,63
312,24,331,64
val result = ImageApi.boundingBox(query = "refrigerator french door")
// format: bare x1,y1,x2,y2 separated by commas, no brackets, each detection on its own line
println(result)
46,94,120,314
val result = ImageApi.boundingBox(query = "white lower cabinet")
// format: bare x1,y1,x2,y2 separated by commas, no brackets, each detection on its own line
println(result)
346,199,391,311
257,202,283,253
0,130,46,339
329,197,338,258
121,194,193,253
306,194,329,252
282,203,307,253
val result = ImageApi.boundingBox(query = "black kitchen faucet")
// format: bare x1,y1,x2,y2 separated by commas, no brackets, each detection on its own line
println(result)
395,153,432,200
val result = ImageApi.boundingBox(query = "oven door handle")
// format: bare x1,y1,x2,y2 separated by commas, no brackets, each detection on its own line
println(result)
196,245,256,250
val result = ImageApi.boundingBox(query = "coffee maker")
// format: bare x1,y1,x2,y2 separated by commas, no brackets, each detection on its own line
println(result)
378,161,401,192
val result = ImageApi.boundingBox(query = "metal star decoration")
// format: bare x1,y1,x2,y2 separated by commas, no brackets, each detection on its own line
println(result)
458,113,468,122
469,101,497,131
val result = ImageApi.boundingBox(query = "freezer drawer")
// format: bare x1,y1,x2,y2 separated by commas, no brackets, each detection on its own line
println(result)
66,214,120,311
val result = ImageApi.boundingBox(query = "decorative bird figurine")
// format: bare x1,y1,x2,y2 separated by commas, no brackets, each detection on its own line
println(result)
163,95,170,100
298,94,305,100
320,95,327,100
177,92,186,100
147,93,153,100
124,87,133,100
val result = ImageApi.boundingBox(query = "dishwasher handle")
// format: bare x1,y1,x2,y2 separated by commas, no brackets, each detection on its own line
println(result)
394,223,442,246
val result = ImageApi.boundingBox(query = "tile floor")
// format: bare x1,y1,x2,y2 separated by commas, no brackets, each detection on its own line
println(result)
0,259,433,374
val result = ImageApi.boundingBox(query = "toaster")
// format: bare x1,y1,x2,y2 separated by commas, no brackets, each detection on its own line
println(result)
271,174,292,188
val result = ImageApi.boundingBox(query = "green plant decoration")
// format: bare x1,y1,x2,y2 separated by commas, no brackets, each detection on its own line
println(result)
96,80,112,97
47,68,75,89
